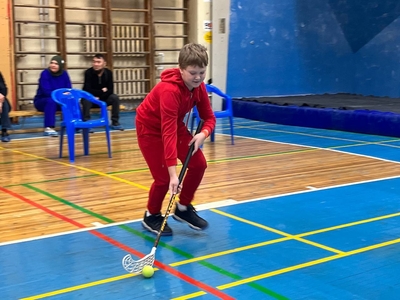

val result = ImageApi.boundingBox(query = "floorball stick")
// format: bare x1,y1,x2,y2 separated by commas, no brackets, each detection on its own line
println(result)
122,119,204,273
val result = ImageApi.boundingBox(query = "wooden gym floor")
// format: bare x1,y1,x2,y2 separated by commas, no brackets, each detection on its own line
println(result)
1,115,400,299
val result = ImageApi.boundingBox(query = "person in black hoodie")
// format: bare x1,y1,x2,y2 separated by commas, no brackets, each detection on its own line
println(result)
0,72,11,142
82,54,123,130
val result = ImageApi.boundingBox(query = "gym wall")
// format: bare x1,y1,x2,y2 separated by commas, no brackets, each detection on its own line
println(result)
226,0,400,98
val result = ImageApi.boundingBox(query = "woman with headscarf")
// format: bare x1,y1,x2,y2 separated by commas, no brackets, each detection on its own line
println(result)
0,72,11,142
34,55,72,136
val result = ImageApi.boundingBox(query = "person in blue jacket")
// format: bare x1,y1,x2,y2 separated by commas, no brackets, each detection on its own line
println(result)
34,55,72,136
0,72,11,142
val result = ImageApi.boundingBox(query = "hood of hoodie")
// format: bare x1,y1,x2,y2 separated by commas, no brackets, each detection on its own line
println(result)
160,68,185,86
159,67,199,112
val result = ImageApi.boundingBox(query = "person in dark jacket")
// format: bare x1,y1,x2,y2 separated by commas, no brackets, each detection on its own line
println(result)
34,55,72,136
82,54,123,130
0,72,11,142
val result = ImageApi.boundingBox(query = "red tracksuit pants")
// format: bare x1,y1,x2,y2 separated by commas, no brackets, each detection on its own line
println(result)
136,121,207,214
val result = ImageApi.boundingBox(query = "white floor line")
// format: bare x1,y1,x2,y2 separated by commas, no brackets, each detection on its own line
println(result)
4,120,400,246
8,128,137,142
0,199,239,246
0,217,142,247
232,132,400,166
91,222,104,227
232,173,400,206
195,199,238,210
306,186,317,190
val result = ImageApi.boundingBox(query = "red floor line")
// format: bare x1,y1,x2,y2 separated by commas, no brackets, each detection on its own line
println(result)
1,187,235,300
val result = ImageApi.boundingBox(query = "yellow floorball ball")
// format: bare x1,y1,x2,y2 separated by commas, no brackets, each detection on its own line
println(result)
142,265,154,278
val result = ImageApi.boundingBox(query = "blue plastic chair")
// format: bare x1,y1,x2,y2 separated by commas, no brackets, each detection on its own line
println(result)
191,84,234,145
51,88,112,163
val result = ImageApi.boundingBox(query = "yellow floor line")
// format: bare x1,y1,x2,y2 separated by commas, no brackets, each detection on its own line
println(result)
211,209,344,254
20,210,400,299
218,237,400,290
19,273,141,300
2,148,149,191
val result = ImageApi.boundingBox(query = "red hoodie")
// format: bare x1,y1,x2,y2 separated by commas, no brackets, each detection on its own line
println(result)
136,68,216,167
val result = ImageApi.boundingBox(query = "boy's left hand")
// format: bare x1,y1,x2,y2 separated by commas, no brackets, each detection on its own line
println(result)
189,132,207,154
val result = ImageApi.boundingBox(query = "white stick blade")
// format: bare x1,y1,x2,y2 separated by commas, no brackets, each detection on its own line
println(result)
122,248,156,273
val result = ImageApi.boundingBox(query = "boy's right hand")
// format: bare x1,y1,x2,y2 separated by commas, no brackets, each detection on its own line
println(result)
169,175,182,195
168,165,182,195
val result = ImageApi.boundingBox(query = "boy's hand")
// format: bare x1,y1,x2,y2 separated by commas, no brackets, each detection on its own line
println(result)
169,174,182,195
168,166,182,195
189,132,207,154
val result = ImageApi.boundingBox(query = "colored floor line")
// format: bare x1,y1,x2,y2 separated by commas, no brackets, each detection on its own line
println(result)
235,131,400,167
172,207,400,266
19,273,139,300
237,125,400,154
2,148,149,191
4,167,150,188
4,174,97,188
211,209,343,254
3,146,321,189
14,183,400,299
0,186,234,300
22,184,288,300
4,167,151,188
9,126,396,195
24,179,400,298
244,124,400,145
176,234,400,300
0,158,39,165
217,236,400,290
173,217,400,299
3,125,400,298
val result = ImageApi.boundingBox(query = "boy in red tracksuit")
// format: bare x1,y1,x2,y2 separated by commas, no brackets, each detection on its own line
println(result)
135,43,216,236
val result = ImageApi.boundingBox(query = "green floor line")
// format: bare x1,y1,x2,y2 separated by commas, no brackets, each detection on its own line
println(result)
6,149,315,188
0,158,39,165
4,174,97,188
24,184,288,300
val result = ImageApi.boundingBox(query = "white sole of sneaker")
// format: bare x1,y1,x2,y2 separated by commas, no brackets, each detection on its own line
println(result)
141,220,172,236
172,214,206,231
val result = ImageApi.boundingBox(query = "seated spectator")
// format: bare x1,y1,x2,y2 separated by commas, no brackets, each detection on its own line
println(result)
34,55,72,136
82,54,123,130
0,72,11,142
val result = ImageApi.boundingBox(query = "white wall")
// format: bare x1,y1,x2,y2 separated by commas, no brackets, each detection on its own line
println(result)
211,0,230,110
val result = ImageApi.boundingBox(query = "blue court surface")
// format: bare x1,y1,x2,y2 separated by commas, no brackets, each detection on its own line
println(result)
2,116,400,299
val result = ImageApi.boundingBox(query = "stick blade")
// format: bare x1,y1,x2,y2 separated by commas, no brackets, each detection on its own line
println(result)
122,248,156,273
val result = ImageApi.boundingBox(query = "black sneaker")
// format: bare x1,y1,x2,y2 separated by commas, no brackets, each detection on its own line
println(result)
111,123,124,131
76,129,94,134
173,204,208,230
1,133,10,142
142,212,173,236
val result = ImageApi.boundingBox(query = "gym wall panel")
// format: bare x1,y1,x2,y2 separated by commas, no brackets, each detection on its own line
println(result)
226,0,400,98
352,10,400,98
227,0,353,98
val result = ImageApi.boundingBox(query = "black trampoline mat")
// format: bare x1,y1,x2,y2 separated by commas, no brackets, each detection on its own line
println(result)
238,93,400,114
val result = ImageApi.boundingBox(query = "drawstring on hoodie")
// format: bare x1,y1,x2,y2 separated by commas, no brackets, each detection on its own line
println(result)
185,92,193,128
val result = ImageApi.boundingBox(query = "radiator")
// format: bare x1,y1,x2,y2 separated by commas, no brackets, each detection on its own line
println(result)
114,68,147,99
83,25,104,53
84,25,145,55
113,25,145,55
84,25,148,99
